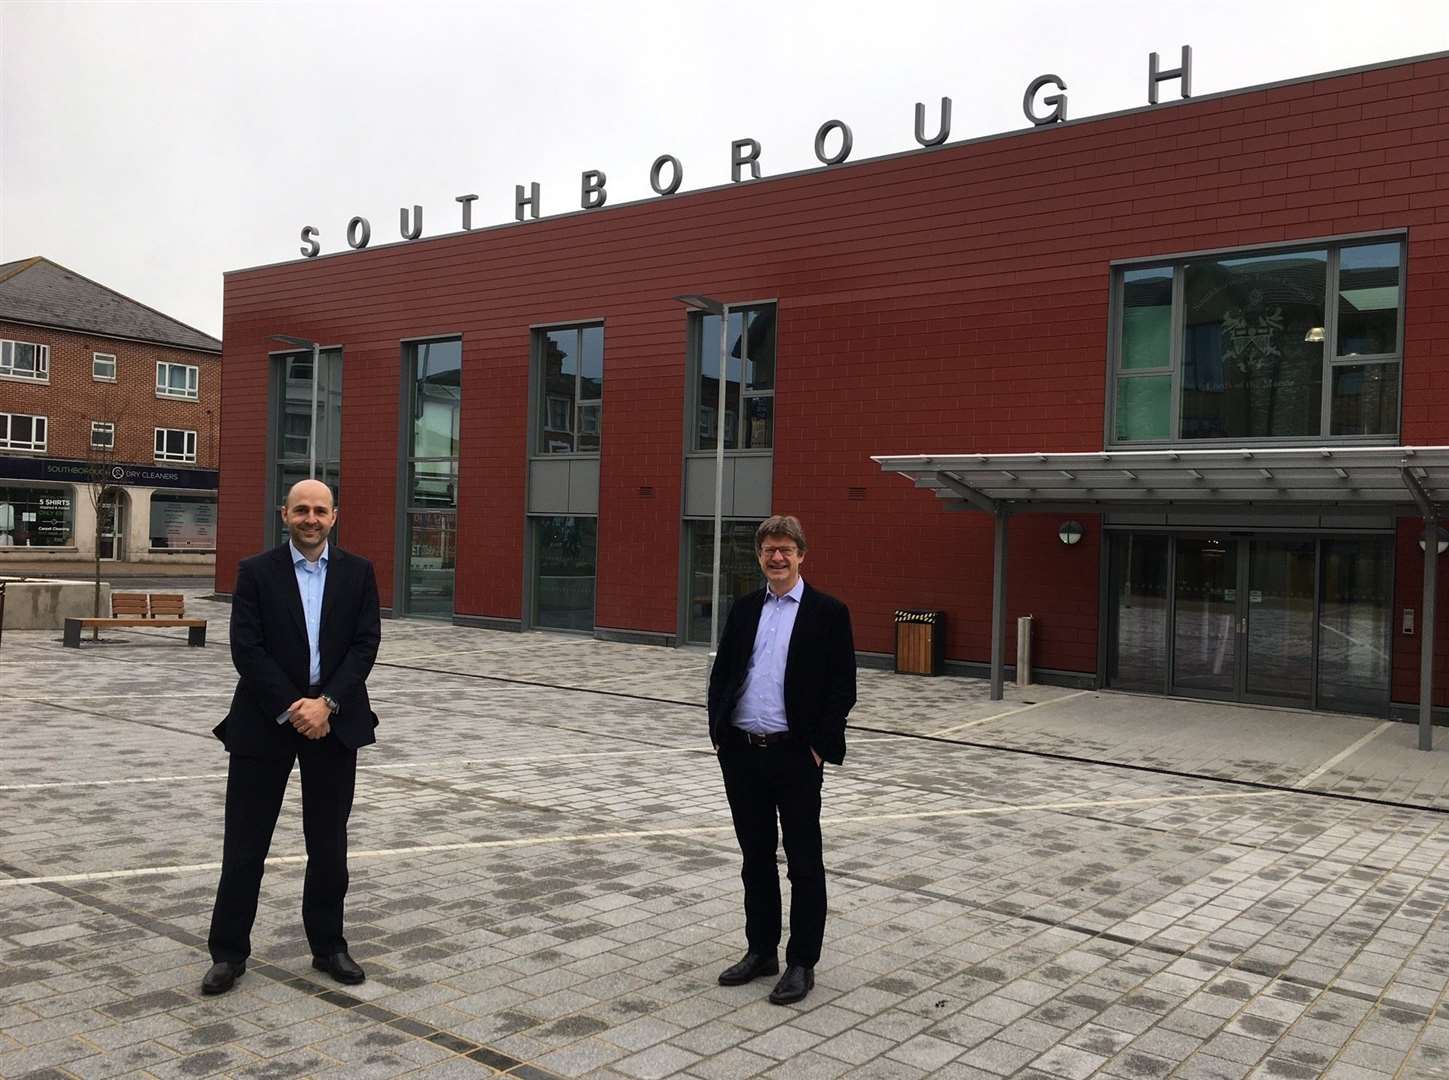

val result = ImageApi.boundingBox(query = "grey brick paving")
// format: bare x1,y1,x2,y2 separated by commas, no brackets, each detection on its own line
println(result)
3,588,1449,1077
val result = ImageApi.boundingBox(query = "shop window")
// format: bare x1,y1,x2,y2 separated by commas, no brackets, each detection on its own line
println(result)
0,413,47,452
93,353,117,381
149,494,217,551
693,304,775,451
1110,238,1403,443
0,340,49,381
154,427,197,462
156,361,199,399
535,325,602,454
0,485,73,547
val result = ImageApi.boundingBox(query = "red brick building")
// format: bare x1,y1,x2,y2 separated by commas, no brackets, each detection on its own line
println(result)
219,50,1449,718
0,258,222,563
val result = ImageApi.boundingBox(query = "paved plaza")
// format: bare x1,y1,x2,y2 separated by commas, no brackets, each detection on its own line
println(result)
3,587,1449,1079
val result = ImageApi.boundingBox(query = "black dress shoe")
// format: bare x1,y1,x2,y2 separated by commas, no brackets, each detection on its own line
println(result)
312,951,366,985
201,960,245,995
768,964,814,1005
717,951,779,986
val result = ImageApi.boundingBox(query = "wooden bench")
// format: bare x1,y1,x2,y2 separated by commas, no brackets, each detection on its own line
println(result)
63,592,207,648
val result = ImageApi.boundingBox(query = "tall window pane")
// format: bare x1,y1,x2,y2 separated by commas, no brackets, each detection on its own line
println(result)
1338,242,1401,357
272,349,341,545
1120,267,1173,370
535,516,597,630
537,325,603,455
1182,250,1327,439
404,339,460,617
687,521,763,644
698,312,743,451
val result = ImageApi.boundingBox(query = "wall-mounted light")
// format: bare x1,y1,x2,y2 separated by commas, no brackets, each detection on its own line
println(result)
1058,520,1084,546
1303,327,1326,343
1418,532,1448,555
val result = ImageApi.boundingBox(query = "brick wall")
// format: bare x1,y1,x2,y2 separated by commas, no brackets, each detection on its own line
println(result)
220,54,1449,686
0,320,222,468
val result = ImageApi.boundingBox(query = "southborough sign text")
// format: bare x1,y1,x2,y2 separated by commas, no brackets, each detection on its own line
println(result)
298,47,1192,258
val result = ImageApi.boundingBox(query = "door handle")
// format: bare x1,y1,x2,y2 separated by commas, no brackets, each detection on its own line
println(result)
1239,617,1247,634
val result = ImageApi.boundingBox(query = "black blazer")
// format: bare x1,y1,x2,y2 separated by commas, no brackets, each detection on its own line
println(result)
213,543,382,759
707,581,857,765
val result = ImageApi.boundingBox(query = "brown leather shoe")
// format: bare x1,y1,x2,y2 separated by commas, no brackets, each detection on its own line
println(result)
768,964,814,1004
312,951,365,985
717,951,779,986
201,960,245,995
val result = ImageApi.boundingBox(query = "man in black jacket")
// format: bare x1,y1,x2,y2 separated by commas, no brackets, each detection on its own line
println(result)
708,514,856,1005
201,478,381,996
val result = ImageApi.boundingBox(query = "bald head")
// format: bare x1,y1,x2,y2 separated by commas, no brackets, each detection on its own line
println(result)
286,478,335,511
281,479,337,560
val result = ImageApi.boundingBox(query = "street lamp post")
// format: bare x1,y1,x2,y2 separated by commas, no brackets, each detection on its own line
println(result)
673,295,730,660
269,334,321,480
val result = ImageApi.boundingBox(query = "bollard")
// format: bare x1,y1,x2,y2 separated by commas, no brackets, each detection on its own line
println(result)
1016,614,1032,688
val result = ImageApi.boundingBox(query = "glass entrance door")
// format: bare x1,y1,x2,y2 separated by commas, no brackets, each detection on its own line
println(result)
1113,532,1392,715
1171,538,1238,697
1243,539,1316,706
98,492,125,560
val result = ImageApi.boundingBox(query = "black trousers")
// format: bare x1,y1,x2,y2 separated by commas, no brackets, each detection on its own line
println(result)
718,736,826,968
207,732,357,964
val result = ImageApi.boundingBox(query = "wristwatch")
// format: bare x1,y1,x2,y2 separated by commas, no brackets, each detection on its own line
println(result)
321,693,340,715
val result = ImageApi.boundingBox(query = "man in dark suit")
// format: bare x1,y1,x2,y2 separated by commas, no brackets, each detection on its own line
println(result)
201,478,381,996
708,514,856,1005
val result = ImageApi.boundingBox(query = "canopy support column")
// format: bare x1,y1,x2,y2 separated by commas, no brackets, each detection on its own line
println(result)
990,509,1009,701
1421,521,1438,751
1403,466,1438,751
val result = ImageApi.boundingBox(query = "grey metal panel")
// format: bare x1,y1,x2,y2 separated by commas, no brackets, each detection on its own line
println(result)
569,459,600,514
1104,511,1168,526
732,456,773,519
1319,513,1395,530
684,457,737,518
528,459,571,514
1164,510,1319,529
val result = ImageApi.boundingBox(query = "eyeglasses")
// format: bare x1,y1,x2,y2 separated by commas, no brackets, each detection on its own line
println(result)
760,545,798,558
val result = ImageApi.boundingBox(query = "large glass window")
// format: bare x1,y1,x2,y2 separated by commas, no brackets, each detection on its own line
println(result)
272,349,342,544
686,520,764,644
536,325,602,454
533,515,597,630
403,338,461,616
0,485,73,547
1111,239,1403,443
149,494,217,551
154,427,197,463
694,304,776,451
0,340,49,381
0,413,47,452
156,362,199,400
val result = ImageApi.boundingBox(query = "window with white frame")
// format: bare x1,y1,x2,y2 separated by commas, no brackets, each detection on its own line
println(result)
0,413,47,451
156,361,199,399
93,353,117,380
0,340,50,381
154,427,196,462
90,421,115,450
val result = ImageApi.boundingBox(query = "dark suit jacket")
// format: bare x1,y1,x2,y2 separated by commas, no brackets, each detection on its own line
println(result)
213,542,382,759
707,581,857,765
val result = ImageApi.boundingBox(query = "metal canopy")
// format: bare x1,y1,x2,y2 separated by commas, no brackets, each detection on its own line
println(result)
871,445,1449,515
873,445,1447,750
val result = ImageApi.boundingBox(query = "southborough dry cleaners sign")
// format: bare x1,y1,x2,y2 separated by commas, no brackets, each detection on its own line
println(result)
298,47,1195,258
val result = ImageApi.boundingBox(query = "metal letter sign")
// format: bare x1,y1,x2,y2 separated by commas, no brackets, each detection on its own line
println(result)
294,46,1197,256
1023,75,1068,125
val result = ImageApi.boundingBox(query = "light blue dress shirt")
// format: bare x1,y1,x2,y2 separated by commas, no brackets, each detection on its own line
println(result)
275,540,328,726
732,577,804,735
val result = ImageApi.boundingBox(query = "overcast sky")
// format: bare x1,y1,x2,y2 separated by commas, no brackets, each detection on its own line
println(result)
2,0,1446,339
